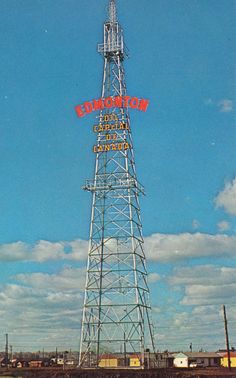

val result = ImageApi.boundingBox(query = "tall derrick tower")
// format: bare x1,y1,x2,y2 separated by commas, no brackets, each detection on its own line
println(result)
79,0,155,368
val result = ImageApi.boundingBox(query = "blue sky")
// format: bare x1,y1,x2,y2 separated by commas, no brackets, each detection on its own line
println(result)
0,0,236,353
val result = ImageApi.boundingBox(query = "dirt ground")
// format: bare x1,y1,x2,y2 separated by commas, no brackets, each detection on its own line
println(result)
0,367,236,378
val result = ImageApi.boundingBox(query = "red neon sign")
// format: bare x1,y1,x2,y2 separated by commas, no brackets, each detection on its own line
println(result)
75,96,149,118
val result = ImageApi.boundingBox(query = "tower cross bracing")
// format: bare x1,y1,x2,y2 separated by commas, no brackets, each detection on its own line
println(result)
79,0,156,369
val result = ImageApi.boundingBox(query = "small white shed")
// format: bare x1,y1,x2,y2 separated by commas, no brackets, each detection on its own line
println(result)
173,353,188,368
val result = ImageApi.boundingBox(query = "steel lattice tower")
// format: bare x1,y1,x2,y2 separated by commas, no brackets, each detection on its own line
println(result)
79,0,156,369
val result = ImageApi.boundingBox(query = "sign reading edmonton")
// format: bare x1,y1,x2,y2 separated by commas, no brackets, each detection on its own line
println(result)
75,96,149,118
75,96,149,153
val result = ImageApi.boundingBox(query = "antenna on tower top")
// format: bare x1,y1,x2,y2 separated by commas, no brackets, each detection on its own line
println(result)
108,0,117,23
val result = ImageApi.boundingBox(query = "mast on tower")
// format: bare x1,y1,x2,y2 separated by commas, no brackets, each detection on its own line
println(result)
79,0,156,369
98,0,124,62
109,0,117,23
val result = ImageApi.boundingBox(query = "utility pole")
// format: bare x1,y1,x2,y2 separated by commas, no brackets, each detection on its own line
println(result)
10,345,13,362
223,305,231,370
5,333,9,364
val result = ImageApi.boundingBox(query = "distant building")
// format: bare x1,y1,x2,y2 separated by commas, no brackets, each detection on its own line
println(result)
14,360,29,368
129,355,141,368
50,356,64,365
98,354,118,368
97,353,156,368
0,357,10,367
220,352,236,367
172,352,221,368
156,352,174,368
29,360,44,368
172,352,189,368
65,358,76,366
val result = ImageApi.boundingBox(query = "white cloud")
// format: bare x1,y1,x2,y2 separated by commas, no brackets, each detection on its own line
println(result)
31,240,65,262
148,272,161,283
192,219,200,230
217,99,233,112
15,266,86,291
154,303,226,350
0,267,85,350
0,242,29,261
67,239,89,261
144,232,236,263
215,177,236,215
1,244,236,351
168,265,236,306
0,239,88,263
152,265,236,350
169,265,236,286
204,98,233,113
217,220,230,232
181,283,236,306
1,232,236,264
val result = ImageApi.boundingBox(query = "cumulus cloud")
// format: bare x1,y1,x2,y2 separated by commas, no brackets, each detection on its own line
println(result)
1,233,236,264
154,303,226,350
168,265,236,306
181,283,236,306
0,267,85,350
1,247,235,351
144,232,236,263
148,272,161,283
0,242,29,261
152,265,236,350
217,99,233,112
169,265,236,286
192,219,200,230
204,98,233,113
3,234,236,350
217,220,230,232
0,239,88,263
15,266,86,291
167,306,224,335
215,177,236,215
